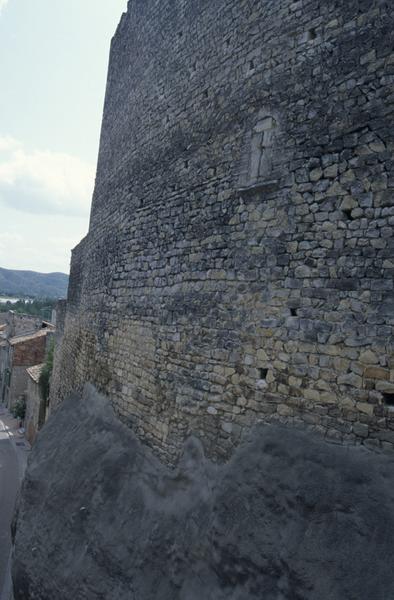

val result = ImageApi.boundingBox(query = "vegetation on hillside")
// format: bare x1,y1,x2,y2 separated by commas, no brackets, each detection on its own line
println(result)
0,266,68,298
0,298,57,321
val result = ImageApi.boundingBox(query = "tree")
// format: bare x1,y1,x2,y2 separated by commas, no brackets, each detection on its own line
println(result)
12,397,26,422
39,340,55,403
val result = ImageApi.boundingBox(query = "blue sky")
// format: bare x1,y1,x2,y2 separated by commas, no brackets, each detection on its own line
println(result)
0,0,127,273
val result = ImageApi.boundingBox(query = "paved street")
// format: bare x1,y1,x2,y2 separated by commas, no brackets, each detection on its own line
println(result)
0,412,29,600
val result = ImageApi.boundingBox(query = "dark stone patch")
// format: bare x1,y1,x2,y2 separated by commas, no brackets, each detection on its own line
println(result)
12,386,394,600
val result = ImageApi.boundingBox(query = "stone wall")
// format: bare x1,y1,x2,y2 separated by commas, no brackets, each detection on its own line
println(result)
0,340,11,405
25,366,45,445
49,300,68,420
51,0,394,462
12,315,40,337
7,313,43,338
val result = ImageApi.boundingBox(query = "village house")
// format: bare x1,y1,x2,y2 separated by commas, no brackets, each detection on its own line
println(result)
0,310,46,338
0,322,54,411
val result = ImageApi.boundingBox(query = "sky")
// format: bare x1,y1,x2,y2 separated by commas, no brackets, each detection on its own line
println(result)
0,0,128,274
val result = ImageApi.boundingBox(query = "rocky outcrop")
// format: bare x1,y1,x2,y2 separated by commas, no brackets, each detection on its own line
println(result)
12,386,394,599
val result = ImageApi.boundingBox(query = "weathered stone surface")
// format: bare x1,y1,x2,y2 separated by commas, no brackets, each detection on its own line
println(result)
364,367,390,380
49,0,394,460
376,381,394,393
12,387,394,600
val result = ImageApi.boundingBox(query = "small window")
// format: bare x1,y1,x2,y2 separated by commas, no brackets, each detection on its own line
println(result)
259,368,268,380
342,208,354,221
383,393,394,408
308,28,317,40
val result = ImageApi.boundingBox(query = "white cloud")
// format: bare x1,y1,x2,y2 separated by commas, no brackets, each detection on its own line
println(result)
0,137,18,151
0,0,8,14
0,136,95,217
0,202,89,273
0,232,23,250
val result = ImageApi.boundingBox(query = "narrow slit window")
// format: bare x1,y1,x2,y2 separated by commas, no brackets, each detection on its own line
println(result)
259,368,268,380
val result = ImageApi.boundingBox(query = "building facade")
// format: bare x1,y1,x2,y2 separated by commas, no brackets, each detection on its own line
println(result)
0,328,53,411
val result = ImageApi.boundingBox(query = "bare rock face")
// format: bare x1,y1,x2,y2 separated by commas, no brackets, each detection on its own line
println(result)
12,386,394,600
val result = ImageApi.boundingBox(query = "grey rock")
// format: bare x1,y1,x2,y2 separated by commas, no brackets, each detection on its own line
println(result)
12,386,394,600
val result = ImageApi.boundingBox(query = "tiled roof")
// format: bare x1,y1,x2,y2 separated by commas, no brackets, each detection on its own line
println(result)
27,363,45,383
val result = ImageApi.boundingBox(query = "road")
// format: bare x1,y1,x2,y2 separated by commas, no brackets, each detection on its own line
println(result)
0,418,24,600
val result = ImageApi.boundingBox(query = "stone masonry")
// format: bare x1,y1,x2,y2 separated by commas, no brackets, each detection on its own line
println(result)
51,0,394,462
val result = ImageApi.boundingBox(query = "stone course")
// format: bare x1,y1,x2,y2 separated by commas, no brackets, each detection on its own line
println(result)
51,0,394,462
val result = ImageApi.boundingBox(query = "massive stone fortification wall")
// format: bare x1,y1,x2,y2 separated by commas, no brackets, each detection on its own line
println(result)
51,0,394,462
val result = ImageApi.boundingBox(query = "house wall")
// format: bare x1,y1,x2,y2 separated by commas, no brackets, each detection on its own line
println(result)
12,315,42,337
3,333,50,410
8,366,28,411
25,377,45,445
12,335,47,368
51,0,394,462
0,342,11,406
3,312,43,338
47,301,66,420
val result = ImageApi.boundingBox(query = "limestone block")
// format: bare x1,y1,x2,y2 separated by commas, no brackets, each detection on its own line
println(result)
353,422,369,438
363,367,390,380
376,381,394,394
337,373,363,388
357,402,374,416
359,350,379,365
304,389,321,402
277,404,294,417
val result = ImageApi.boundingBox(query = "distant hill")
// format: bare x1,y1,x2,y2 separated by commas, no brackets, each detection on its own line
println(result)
0,267,69,299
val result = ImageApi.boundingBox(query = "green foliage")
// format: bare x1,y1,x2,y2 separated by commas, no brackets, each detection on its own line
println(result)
12,397,26,421
0,297,56,321
39,340,55,402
